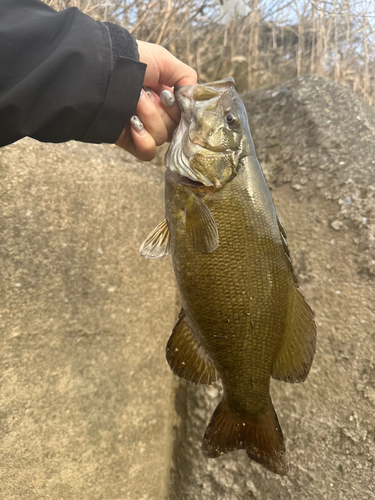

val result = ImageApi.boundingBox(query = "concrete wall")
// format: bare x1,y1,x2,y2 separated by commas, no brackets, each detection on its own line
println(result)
0,140,176,500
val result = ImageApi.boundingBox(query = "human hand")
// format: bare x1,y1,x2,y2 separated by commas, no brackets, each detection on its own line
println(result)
115,41,197,161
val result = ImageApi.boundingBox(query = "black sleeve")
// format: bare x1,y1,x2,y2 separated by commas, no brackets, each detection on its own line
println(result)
0,0,146,147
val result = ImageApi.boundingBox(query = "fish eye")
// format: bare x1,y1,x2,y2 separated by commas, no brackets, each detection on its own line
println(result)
225,112,237,125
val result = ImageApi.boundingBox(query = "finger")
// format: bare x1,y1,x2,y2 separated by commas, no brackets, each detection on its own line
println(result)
129,116,157,161
115,120,156,161
144,88,179,140
142,84,180,129
159,88,180,125
152,99,178,142
136,90,169,146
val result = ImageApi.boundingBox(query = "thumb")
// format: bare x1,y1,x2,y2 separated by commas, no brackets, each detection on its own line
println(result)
160,50,197,88
138,40,197,90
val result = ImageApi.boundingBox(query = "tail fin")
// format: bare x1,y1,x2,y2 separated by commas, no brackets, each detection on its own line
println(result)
202,398,289,475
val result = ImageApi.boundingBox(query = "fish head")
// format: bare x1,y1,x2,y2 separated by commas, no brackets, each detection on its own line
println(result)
165,78,252,191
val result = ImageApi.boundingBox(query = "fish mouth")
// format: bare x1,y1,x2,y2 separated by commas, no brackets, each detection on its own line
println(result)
178,175,209,189
175,77,235,109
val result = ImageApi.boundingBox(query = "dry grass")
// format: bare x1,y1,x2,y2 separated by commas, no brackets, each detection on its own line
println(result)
48,0,375,105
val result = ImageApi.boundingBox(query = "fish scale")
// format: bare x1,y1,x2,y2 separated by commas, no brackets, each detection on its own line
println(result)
166,167,289,416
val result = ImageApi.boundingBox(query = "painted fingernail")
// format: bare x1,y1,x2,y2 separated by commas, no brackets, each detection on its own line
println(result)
143,86,155,102
160,90,175,107
130,115,144,132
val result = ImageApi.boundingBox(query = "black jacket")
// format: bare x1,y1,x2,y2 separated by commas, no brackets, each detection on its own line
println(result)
0,0,146,146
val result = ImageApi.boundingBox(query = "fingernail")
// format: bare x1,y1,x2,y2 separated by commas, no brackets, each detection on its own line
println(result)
130,115,144,132
160,90,175,107
143,86,155,102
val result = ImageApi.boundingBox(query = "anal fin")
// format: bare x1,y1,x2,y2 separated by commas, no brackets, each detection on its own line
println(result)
272,286,317,383
140,218,170,259
166,310,219,385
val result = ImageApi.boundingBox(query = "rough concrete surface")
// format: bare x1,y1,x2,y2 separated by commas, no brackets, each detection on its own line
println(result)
169,76,375,499
0,140,176,500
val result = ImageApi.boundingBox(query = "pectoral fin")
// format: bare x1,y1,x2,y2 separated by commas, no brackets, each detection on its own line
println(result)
185,195,219,253
166,310,219,385
272,286,316,383
140,218,170,259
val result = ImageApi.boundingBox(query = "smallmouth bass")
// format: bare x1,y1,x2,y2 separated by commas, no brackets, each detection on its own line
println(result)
140,78,316,475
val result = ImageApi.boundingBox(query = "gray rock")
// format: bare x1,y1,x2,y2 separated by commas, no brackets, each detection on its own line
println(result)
0,140,176,500
169,76,375,499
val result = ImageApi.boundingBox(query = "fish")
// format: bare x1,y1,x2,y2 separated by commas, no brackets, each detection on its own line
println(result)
140,77,316,475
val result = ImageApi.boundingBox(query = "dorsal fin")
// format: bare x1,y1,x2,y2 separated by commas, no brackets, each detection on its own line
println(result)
272,285,316,383
166,310,219,385
277,213,297,283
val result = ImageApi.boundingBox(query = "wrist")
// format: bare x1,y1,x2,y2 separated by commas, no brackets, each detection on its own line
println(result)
81,24,146,144
104,23,140,66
